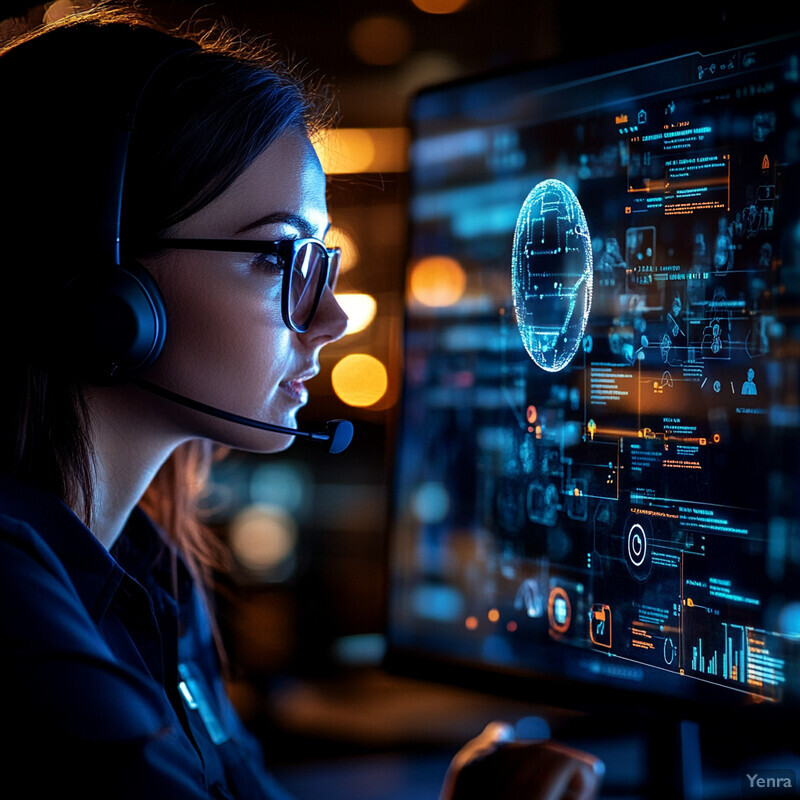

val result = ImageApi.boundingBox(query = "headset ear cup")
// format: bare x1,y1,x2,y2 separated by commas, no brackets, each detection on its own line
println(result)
63,260,167,382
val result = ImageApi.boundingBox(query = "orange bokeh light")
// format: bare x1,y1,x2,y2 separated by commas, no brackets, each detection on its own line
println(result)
411,0,470,13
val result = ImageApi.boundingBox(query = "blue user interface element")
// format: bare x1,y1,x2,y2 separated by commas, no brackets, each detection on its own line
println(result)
512,179,594,372
389,32,800,715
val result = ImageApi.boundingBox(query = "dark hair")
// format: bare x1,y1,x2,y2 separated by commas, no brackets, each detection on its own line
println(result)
0,5,334,585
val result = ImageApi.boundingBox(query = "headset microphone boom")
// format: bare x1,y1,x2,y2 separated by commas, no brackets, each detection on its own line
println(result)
135,378,354,454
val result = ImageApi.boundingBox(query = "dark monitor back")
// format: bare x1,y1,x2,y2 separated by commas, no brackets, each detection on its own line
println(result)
385,30,800,726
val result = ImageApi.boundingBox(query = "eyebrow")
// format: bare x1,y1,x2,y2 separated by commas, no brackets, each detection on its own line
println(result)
236,211,330,239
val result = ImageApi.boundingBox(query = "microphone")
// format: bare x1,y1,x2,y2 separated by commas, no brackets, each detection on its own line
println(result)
133,378,354,454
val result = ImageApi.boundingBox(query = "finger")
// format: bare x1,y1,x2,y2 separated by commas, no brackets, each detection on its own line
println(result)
439,721,516,800
473,721,516,750
533,740,604,775
536,752,605,800
566,759,604,800
452,721,515,768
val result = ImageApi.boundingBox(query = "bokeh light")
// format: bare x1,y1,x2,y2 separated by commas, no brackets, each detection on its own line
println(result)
228,504,297,579
778,601,800,635
315,128,409,174
410,0,470,14
335,293,378,334
409,255,467,306
349,15,413,65
316,128,374,174
395,52,464,99
326,225,359,273
249,462,310,516
411,481,450,523
332,354,388,407
43,0,95,22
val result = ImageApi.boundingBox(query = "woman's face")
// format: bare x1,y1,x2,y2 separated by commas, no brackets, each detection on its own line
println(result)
141,129,348,452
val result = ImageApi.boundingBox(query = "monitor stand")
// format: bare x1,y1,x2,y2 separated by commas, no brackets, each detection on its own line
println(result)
562,714,800,800
645,719,702,800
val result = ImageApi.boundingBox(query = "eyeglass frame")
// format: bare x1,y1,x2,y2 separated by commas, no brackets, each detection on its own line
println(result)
152,237,341,333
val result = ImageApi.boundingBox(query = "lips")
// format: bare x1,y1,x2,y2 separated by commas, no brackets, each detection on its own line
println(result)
280,368,317,404
280,379,308,403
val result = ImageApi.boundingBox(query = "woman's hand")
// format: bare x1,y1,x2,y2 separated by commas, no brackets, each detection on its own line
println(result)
440,721,604,800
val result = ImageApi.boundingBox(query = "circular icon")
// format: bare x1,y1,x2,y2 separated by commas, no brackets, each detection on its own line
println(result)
548,586,572,636
664,637,676,665
627,523,647,567
623,516,653,581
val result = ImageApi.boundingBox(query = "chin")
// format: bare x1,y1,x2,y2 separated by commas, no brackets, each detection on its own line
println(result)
261,431,297,454
206,417,298,455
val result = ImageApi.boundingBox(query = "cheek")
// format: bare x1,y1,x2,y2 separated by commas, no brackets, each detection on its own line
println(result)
149,261,290,401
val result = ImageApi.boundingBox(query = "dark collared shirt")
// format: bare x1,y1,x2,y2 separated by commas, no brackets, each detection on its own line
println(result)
0,473,293,799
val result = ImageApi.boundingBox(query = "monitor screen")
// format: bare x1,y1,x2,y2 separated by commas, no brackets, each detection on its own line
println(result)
385,31,800,723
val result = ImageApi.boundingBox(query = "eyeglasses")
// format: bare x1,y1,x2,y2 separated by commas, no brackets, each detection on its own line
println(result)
153,237,341,333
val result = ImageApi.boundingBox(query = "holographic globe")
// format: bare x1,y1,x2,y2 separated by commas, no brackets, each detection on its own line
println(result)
511,179,593,372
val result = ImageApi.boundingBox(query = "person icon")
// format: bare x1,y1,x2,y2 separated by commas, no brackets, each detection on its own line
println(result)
742,368,758,395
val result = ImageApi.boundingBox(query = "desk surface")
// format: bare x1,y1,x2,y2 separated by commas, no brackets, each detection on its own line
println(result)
252,667,798,800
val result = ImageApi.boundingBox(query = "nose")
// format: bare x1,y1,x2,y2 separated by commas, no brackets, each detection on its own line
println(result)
302,285,348,346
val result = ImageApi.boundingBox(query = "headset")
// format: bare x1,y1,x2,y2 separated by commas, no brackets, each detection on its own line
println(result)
63,44,353,454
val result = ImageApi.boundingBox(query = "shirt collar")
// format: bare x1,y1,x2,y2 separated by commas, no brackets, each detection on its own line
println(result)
113,505,195,610
0,473,191,621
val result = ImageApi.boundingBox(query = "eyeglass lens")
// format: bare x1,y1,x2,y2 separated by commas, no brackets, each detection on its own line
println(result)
288,242,338,329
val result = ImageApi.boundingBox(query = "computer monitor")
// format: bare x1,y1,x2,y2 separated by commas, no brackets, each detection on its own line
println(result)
385,29,800,728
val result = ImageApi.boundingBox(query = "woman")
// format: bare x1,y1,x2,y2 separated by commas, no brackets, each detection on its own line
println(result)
0,6,602,799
